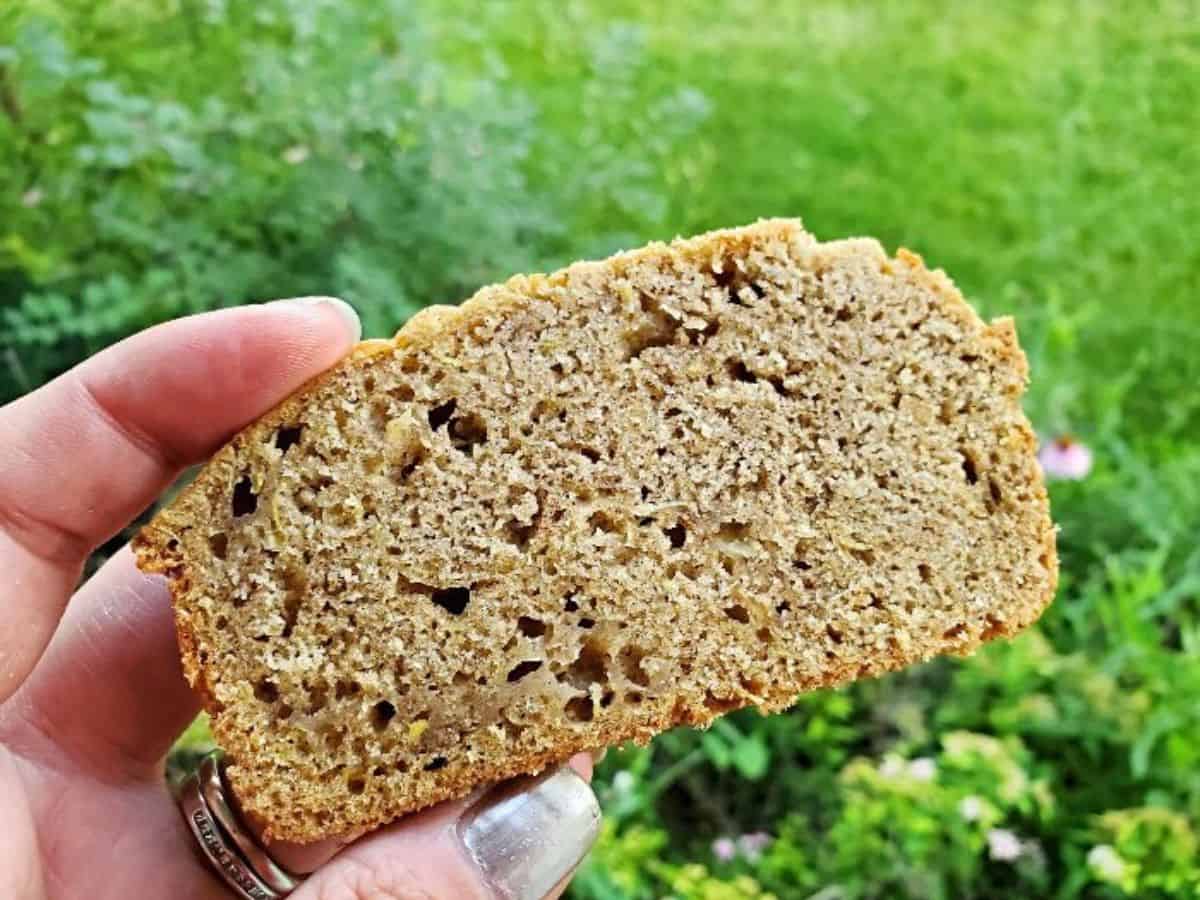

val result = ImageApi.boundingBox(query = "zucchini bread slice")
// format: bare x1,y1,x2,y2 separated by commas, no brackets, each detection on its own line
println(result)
135,219,1057,843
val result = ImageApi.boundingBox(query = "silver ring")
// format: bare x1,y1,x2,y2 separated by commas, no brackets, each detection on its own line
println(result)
199,753,305,895
179,751,304,899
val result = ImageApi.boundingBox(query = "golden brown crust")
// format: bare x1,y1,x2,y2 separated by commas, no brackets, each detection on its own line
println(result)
135,219,1057,842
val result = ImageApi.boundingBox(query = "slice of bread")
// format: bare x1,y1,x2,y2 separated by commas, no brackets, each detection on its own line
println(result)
135,219,1056,843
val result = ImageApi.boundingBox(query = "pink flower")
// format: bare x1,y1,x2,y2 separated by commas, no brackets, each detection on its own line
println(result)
1038,435,1093,481
712,836,737,862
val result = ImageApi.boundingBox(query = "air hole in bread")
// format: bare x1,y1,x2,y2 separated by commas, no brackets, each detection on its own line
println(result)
663,522,687,548
232,476,258,517
717,521,751,541
704,691,739,712
988,478,1003,509
507,660,543,683
209,533,228,559
850,547,876,565
724,604,751,624
517,616,545,638
307,683,328,713
431,587,470,615
619,644,651,687
622,291,680,360
254,679,279,703
424,756,448,771
826,624,844,644
564,696,594,722
562,638,608,691
274,426,303,454
729,360,757,384
370,700,396,732
588,511,620,534
281,570,305,638
504,520,536,547
960,449,979,485
427,400,457,431
448,412,487,456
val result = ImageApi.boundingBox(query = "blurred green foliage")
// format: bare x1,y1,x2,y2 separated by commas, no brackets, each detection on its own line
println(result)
3,0,1199,897
0,0,706,397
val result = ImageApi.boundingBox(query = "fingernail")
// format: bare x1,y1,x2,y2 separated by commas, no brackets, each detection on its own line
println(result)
458,766,601,900
272,296,362,343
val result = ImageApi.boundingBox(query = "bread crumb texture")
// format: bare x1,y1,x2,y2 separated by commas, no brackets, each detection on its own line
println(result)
135,219,1057,842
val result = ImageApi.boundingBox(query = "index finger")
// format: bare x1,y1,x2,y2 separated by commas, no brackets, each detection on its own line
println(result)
0,298,360,702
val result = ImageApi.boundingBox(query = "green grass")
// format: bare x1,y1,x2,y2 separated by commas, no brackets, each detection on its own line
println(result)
439,0,1200,450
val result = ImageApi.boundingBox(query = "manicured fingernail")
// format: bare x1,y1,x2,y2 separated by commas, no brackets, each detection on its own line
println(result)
273,296,362,343
458,766,601,900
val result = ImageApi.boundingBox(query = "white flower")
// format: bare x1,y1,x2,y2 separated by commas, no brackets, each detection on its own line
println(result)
610,770,635,797
1087,844,1128,883
737,832,772,861
712,836,737,862
1038,436,1093,480
907,758,936,782
21,188,42,208
282,145,310,165
959,795,983,822
879,755,905,778
987,828,1023,862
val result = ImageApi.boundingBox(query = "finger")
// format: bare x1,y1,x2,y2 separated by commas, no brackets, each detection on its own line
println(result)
0,298,360,702
296,764,600,900
264,752,597,876
0,546,198,780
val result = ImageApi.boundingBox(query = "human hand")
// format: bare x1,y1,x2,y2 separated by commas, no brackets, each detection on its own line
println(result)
0,299,600,900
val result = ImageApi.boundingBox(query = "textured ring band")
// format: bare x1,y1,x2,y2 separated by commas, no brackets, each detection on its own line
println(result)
198,754,304,895
178,751,303,899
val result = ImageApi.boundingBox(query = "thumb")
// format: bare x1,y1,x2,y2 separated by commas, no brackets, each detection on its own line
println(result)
287,760,600,900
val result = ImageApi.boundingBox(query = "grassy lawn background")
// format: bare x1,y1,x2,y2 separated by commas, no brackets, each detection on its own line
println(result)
438,0,1200,452
3,1,1199,896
